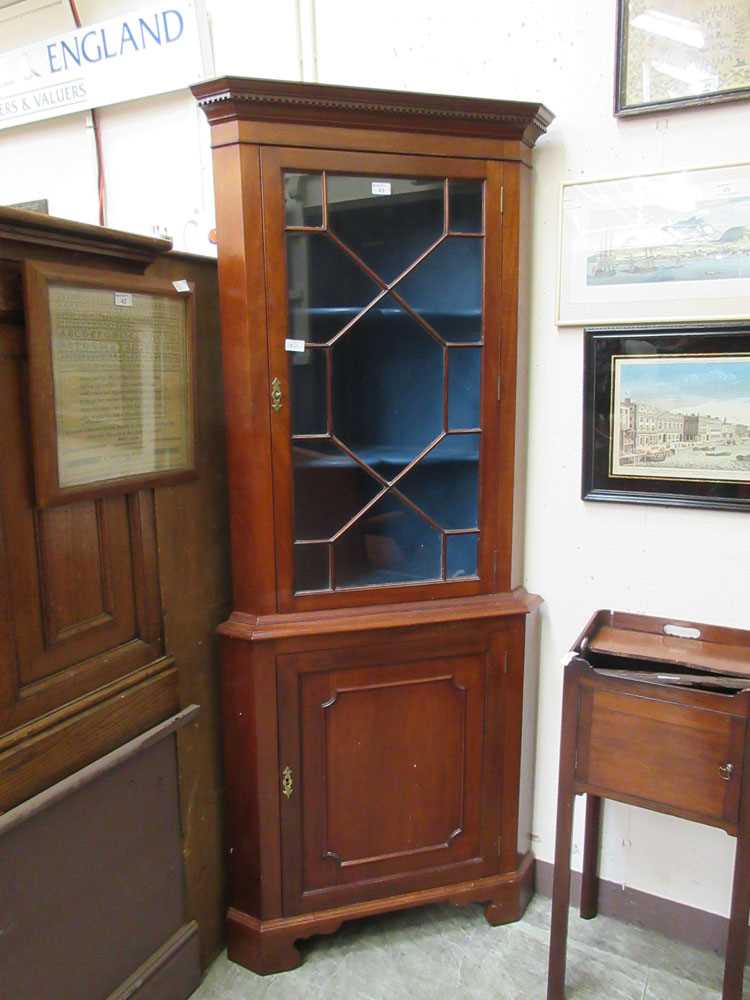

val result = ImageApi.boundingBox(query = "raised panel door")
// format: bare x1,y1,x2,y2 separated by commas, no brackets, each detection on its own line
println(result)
277,633,506,913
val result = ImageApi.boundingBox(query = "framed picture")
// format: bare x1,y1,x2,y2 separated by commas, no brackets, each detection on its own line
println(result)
615,0,750,116
558,162,750,327
24,260,198,507
582,323,750,512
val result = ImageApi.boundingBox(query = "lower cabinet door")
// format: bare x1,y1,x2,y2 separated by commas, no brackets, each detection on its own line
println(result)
277,632,505,913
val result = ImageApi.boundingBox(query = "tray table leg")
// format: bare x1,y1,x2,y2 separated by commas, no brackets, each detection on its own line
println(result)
547,663,581,1000
723,746,750,1000
580,794,601,920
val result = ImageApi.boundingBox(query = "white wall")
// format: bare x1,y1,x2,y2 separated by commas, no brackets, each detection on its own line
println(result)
2,0,749,918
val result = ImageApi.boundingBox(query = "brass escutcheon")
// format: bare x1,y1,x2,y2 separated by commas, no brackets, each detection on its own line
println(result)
271,376,283,412
281,765,294,799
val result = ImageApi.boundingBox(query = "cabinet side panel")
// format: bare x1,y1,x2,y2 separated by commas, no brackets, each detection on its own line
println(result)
511,164,532,590
518,608,540,855
221,637,283,920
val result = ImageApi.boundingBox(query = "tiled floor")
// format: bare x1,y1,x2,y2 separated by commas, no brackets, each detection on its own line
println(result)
192,895,743,999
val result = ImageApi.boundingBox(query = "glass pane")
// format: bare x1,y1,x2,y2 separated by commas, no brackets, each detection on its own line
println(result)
294,543,329,591
293,439,382,540
284,172,323,227
448,348,481,430
334,493,440,589
446,534,478,579
290,349,327,436
327,175,444,283
449,180,483,233
396,238,483,343
287,233,380,344
397,434,480,529
332,294,443,481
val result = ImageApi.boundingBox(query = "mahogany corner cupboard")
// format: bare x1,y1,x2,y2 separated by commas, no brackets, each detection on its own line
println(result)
193,76,554,974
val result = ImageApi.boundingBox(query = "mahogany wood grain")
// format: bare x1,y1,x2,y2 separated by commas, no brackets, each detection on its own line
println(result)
580,795,602,920
210,142,277,616
0,662,178,811
197,76,549,974
219,588,541,642
549,649,750,1000
0,231,229,971
192,77,553,148
723,727,750,999
277,634,502,913
589,624,750,677
579,687,743,826
227,853,534,975
208,120,535,166
149,249,230,967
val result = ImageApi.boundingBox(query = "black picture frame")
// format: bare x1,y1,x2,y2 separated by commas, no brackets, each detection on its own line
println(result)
582,323,750,512
615,0,750,118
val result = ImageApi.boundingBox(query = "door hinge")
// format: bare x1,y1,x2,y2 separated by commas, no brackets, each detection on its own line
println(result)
497,835,502,856
500,186,504,215
503,654,509,675
497,373,501,402
492,548,498,580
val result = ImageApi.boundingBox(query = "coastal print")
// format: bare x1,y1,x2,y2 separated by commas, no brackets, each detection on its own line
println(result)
622,0,750,107
586,172,750,287
611,354,750,481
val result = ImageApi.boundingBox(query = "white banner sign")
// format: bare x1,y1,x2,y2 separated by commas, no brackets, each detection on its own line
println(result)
0,1,211,131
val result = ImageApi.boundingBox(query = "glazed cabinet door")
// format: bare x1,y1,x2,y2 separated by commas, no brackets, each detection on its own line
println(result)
277,630,508,914
261,148,509,612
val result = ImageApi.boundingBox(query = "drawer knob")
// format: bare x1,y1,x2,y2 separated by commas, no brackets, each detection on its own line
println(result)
719,763,735,781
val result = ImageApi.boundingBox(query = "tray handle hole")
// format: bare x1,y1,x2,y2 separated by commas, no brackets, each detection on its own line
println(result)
664,624,701,640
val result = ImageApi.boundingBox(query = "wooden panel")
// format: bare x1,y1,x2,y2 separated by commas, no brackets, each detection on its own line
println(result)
312,661,476,876
0,293,163,732
0,663,178,811
207,120,533,164
578,687,744,825
22,497,137,681
149,250,229,967
0,731,189,1000
37,502,112,642
278,631,505,913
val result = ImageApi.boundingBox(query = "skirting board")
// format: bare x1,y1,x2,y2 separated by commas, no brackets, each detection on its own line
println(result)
535,860,738,960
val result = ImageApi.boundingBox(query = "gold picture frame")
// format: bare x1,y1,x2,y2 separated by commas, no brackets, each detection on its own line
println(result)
616,0,750,116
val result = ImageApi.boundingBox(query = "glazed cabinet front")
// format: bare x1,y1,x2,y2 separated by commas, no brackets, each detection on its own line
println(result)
260,148,509,613
276,626,514,914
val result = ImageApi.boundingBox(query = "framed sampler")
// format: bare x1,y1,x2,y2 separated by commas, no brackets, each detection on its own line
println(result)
615,0,750,117
582,323,750,512
24,261,198,507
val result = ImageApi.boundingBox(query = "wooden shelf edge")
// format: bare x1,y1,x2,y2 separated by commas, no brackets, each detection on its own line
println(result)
218,589,542,643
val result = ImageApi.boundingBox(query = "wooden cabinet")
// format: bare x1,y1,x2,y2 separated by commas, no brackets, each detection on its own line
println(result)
193,76,553,973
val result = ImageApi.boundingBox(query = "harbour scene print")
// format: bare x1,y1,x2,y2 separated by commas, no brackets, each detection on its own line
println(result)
588,189,750,286
611,354,750,481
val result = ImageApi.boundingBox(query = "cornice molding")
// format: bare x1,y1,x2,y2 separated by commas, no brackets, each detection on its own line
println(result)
0,207,172,271
192,77,554,148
